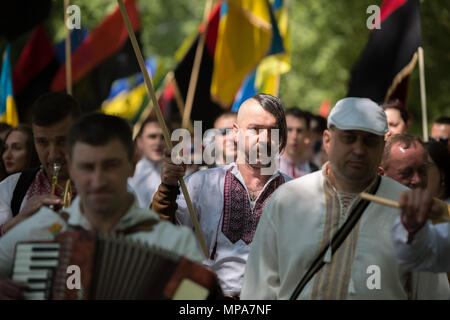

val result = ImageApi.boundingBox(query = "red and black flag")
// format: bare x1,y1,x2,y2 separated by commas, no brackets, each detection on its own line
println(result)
51,0,141,112
347,0,422,106
159,2,223,131
12,24,61,121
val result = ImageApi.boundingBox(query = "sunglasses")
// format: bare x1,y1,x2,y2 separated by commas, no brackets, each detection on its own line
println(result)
217,128,233,136
429,137,449,145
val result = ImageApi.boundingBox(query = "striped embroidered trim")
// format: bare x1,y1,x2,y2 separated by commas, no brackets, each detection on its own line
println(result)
310,166,361,299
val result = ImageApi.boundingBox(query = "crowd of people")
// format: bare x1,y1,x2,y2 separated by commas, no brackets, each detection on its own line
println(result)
0,91,448,300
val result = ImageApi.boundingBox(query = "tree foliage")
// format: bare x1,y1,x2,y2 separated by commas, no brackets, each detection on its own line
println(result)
2,0,448,135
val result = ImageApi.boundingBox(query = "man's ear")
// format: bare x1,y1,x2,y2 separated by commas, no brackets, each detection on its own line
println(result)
377,165,385,176
322,130,331,154
233,123,239,144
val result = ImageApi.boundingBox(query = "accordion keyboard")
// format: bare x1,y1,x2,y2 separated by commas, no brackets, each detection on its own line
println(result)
12,243,61,300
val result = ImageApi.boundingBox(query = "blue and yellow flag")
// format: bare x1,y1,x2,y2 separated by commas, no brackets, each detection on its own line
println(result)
211,0,278,107
231,0,290,111
0,45,19,126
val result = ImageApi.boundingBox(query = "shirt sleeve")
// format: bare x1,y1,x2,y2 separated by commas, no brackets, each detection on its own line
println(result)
392,216,450,272
175,172,203,228
0,209,63,277
0,173,20,226
241,197,281,300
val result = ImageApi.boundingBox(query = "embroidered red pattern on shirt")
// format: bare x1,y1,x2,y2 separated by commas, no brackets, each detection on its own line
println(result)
24,168,76,201
222,168,285,245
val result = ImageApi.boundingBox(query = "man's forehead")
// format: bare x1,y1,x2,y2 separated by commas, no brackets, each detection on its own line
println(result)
286,115,307,126
32,119,72,137
142,123,162,134
215,115,236,129
71,141,129,162
393,140,424,152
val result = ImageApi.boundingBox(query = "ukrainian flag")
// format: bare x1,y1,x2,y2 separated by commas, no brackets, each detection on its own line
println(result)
1,45,19,126
231,0,290,111
211,0,276,107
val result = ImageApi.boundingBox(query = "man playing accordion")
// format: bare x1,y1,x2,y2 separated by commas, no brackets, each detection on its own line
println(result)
0,113,203,299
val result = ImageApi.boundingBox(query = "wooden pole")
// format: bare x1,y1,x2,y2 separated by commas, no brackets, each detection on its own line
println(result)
418,47,428,142
360,192,450,223
360,192,399,208
117,0,209,258
181,0,214,129
64,0,72,95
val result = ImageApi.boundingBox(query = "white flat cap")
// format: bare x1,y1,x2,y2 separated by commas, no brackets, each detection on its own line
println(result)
327,97,388,136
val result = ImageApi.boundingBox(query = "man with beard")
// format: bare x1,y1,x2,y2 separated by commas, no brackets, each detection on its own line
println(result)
0,92,80,235
150,93,290,298
241,97,449,299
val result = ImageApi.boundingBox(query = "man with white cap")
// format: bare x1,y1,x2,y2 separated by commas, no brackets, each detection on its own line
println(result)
241,97,450,300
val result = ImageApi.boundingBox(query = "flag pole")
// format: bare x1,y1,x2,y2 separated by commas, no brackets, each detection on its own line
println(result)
64,0,72,95
181,0,214,130
418,47,428,142
117,0,209,258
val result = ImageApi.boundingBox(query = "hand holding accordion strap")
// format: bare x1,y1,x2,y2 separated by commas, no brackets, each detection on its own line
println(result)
289,176,381,300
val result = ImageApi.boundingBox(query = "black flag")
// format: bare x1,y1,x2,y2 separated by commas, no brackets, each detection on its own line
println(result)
347,0,422,106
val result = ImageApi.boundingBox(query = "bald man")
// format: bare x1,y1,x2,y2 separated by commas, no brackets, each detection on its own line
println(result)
150,94,290,298
379,134,429,190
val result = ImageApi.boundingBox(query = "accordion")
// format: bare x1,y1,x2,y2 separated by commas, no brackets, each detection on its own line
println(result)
12,230,222,300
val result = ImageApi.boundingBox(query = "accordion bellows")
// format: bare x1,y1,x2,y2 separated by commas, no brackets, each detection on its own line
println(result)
12,230,221,300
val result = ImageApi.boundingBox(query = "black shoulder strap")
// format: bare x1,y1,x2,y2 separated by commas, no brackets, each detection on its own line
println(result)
309,161,319,172
11,168,40,217
289,176,382,300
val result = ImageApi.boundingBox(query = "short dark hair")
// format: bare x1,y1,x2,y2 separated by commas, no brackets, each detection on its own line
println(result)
136,116,160,138
285,107,311,130
0,122,12,134
251,93,287,152
311,114,327,134
31,92,81,127
424,140,450,199
67,113,134,160
3,125,40,169
381,100,411,126
214,111,237,128
434,116,450,125
381,134,425,168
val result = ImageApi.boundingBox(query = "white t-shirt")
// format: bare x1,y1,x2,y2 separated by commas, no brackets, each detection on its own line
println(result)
128,158,162,209
0,173,24,225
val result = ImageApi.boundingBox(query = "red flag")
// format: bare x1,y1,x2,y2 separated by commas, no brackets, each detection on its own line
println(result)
13,24,57,95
